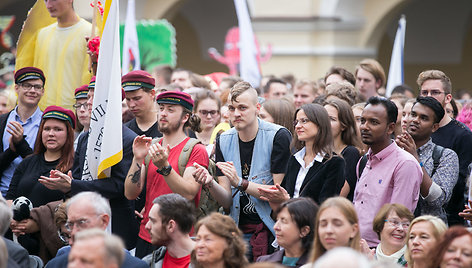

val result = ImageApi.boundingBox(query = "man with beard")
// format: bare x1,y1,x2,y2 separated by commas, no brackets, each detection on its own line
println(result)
396,96,459,222
125,91,208,258
353,96,422,247
416,70,472,226
142,194,196,268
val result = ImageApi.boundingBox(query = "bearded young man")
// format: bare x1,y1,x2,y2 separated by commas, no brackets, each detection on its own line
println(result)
125,91,208,258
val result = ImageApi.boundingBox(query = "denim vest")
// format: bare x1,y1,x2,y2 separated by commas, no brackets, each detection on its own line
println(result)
219,118,282,236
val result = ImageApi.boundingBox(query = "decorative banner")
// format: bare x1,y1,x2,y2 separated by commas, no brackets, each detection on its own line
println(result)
120,20,176,71
82,0,122,180
208,26,271,76
15,0,55,70
386,15,406,97
121,0,140,75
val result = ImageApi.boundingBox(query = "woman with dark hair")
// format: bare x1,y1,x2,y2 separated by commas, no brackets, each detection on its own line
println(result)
257,198,318,267
7,106,75,255
259,103,345,207
428,226,472,268
192,213,248,268
324,99,361,201
6,106,75,206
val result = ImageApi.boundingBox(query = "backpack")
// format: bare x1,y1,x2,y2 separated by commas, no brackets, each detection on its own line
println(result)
144,137,221,220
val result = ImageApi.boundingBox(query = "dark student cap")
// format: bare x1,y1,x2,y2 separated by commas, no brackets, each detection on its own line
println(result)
14,67,46,84
156,91,194,111
74,85,89,99
42,105,76,129
121,70,155,92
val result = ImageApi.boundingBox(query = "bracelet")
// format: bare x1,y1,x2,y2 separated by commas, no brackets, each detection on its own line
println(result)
238,179,249,192
419,162,424,167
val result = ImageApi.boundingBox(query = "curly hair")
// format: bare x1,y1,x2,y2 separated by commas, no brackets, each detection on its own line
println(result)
191,213,248,268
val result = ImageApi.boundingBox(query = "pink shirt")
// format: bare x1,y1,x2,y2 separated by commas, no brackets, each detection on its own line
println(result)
354,141,422,247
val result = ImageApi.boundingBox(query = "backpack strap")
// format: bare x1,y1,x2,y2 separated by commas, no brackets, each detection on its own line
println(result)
177,138,201,176
431,144,445,177
357,154,368,180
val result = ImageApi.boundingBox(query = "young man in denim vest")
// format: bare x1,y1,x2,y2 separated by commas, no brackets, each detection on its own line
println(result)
195,81,291,261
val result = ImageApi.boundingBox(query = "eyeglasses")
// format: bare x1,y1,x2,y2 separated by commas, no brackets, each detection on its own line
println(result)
20,82,43,92
198,110,219,117
57,229,71,245
65,218,93,232
420,90,445,97
385,219,410,229
293,118,311,127
73,103,88,110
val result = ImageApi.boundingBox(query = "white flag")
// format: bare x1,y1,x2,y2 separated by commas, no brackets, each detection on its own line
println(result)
82,0,123,180
122,0,140,75
386,15,406,97
234,0,261,88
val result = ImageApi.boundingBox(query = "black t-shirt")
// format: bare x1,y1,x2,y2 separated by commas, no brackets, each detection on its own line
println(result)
431,118,472,225
6,154,64,207
341,145,361,201
125,118,162,138
215,128,292,225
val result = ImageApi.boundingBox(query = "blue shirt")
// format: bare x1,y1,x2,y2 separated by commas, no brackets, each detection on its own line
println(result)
1,107,43,196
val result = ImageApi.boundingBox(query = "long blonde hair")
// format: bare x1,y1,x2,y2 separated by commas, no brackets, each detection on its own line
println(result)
309,197,361,262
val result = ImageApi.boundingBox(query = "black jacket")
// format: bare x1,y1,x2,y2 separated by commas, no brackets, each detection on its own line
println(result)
281,154,345,205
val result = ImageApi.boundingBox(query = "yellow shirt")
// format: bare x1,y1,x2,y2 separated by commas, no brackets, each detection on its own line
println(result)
34,18,92,111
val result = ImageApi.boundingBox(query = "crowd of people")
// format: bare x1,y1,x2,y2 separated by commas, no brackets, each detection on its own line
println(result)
0,1,471,267
0,56,471,268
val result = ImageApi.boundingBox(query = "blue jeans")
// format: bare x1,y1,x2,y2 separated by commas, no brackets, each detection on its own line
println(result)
243,232,254,261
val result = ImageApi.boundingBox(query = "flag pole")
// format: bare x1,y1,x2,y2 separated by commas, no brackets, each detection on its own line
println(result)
89,0,99,74
91,0,98,38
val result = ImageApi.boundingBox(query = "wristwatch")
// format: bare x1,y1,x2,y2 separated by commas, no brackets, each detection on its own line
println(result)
156,165,172,176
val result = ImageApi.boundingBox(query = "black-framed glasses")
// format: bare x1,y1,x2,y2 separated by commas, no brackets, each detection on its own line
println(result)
198,110,219,116
20,82,43,92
